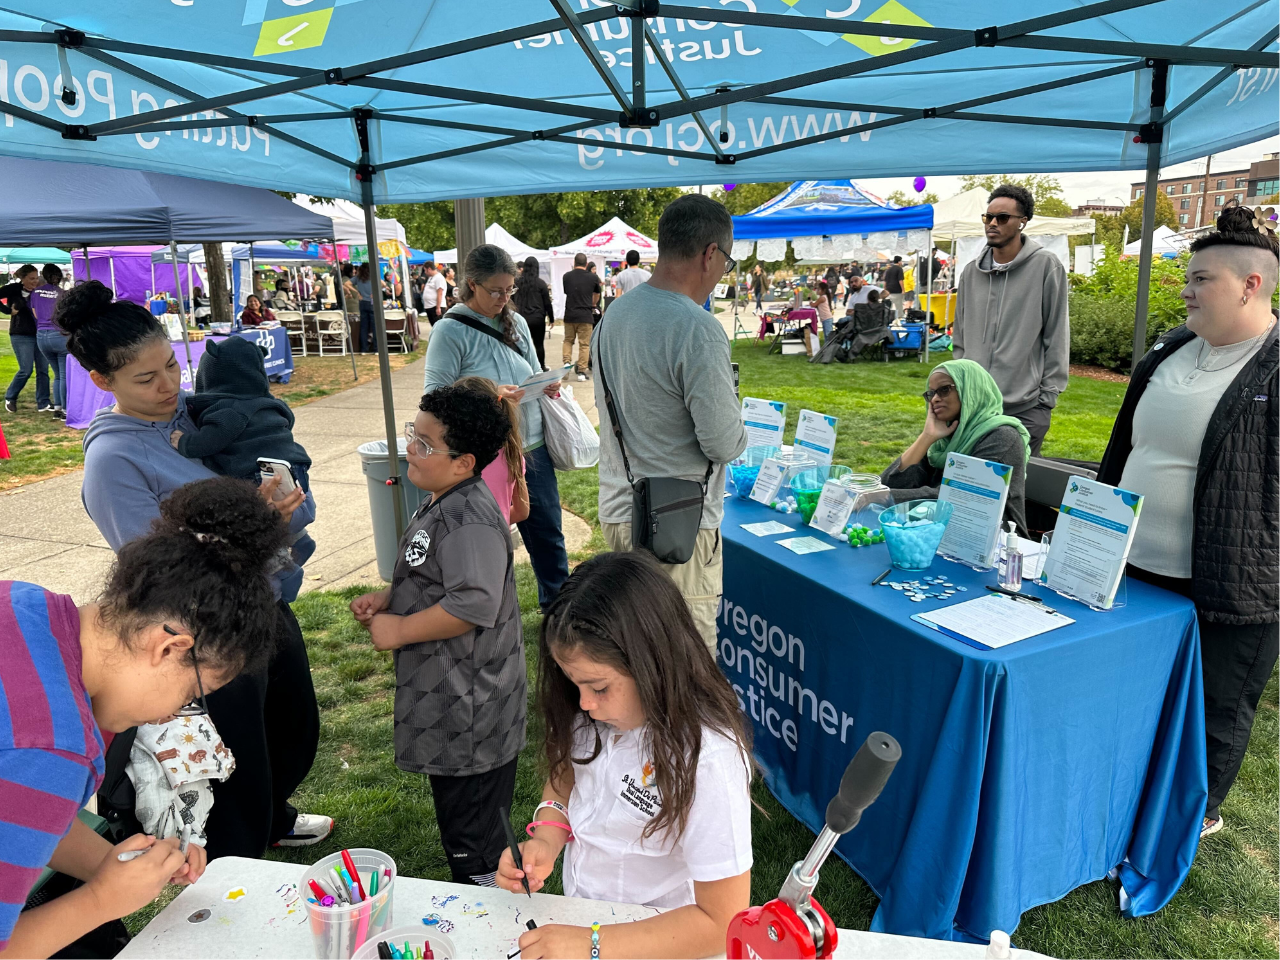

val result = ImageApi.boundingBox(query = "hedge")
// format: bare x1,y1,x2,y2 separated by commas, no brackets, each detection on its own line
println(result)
1068,293,1184,372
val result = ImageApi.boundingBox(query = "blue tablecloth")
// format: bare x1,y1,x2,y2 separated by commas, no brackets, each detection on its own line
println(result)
235,326,293,383
716,497,1205,942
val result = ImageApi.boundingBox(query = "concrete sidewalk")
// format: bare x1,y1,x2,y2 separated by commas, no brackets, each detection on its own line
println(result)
0,351,593,604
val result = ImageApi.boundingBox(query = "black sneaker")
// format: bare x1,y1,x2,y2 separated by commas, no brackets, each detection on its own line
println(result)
3,399,14,414
37,404,53,413
54,408,66,420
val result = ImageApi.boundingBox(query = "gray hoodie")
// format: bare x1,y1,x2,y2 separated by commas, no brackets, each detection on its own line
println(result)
82,399,315,599
953,237,1069,415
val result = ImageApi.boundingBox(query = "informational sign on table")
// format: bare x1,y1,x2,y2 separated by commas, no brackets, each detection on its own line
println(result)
740,397,786,449
808,479,856,537
794,409,838,465
1040,476,1143,610
935,453,1012,569
748,458,787,506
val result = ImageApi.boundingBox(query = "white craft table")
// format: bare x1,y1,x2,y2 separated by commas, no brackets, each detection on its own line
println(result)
119,857,1047,959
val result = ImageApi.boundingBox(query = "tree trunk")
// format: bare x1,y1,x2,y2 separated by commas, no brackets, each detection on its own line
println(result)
202,242,232,323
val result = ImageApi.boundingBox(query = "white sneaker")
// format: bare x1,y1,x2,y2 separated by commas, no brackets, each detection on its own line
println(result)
576,373,587,382
1200,815,1224,839
38,404,53,412
3,399,14,414
273,813,335,847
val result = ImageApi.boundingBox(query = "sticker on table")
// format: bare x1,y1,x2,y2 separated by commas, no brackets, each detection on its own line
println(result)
740,520,793,537
776,536,837,555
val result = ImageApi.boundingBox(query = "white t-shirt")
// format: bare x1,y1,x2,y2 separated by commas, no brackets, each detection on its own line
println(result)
613,267,650,295
425,272,447,309
849,284,882,306
563,721,753,910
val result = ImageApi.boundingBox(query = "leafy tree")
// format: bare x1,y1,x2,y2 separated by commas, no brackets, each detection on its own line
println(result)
1089,192,1179,252
958,173,1065,214
378,201,456,252
887,189,939,206
714,182,789,217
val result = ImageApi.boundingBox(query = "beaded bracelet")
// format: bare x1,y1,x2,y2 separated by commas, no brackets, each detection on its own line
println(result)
526,820,574,841
590,922,601,959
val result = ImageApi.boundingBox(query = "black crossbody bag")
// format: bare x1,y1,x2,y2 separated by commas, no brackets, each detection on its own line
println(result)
595,315,711,565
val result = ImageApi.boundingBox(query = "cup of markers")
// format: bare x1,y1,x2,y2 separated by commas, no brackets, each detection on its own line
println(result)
351,924,456,960
301,848,397,960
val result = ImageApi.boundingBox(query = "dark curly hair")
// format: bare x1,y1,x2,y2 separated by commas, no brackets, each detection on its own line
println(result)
419,382,513,475
989,184,1035,220
56,279,167,377
1190,201,1279,259
539,552,753,842
99,477,289,678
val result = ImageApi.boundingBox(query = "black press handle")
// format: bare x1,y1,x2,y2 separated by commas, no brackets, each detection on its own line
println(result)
824,731,901,834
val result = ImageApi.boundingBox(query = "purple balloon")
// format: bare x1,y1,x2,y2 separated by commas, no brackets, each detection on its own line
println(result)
912,176,927,193
724,184,737,191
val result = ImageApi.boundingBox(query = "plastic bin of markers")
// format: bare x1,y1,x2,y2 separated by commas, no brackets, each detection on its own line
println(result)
302,849,397,960
879,499,954,572
351,925,456,960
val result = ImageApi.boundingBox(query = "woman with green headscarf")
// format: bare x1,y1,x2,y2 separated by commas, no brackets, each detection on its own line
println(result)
881,359,1032,534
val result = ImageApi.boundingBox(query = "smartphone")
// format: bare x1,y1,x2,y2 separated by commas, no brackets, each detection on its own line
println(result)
257,458,298,500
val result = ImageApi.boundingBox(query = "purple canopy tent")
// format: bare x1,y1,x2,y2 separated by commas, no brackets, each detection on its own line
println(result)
71,246,206,306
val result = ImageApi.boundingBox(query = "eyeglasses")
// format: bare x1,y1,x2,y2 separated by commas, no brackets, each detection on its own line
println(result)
165,624,209,718
479,283,516,299
980,213,1023,226
404,421,457,459
711,245,737,276
922,384,957,402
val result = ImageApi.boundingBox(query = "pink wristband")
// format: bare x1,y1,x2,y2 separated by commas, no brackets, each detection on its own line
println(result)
526,820,574,842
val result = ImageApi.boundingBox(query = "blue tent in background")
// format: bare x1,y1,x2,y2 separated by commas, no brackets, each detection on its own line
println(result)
732,181,932,240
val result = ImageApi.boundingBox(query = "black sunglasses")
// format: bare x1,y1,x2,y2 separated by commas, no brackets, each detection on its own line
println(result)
922,384,957,402
164,624,209,718
981,213,1024,226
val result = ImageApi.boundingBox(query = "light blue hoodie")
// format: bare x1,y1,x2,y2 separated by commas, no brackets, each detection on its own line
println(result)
82,397,315,601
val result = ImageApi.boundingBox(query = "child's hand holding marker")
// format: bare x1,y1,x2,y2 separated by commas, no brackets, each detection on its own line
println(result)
495,838,557,895
93,835,186,918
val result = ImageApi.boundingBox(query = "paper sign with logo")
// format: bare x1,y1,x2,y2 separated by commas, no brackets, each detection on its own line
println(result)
1040,476,1143,610
741,397,786,449
749,458,788,507
935,453,1012,570
808,479,856,538
794,410,838,465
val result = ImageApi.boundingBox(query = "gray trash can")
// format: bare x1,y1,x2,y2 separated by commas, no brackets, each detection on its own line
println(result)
358,439,431,581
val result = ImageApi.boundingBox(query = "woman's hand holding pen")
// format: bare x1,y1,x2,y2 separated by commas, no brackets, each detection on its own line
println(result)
496,838,556,895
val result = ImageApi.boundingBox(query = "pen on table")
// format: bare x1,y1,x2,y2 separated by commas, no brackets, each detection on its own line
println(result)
507,920,539,958
870,567,892,586
498,805,531,898
985,584,1057,613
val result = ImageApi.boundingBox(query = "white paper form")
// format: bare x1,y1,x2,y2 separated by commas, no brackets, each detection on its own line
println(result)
741,397,786,449
935,452,1012,569
915,592,1075,649
741,521,794,537
1040,476,1144,610
517,365,571,402
749,458,787,506
808,479,856,537
794,410,838,465
776,536,836,555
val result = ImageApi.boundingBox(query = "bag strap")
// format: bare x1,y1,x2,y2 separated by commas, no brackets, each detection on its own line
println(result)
447,309,525,359
594,312,713,492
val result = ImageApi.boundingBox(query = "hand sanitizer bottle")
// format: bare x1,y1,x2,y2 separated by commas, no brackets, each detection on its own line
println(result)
999,521,1023,592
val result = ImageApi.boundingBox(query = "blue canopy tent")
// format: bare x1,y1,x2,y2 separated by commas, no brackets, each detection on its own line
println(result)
732,180,933,241
0,0,1271,568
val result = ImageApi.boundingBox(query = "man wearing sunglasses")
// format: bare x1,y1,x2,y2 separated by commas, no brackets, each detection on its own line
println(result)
953,184,1069,456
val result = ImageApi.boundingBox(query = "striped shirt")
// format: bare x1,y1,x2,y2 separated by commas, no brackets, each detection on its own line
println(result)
0,581,104,950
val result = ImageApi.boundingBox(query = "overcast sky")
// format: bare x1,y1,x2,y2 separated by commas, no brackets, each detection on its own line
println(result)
700,135,1280,209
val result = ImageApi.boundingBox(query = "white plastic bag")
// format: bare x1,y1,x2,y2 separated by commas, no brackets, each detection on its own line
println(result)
540,382,599,470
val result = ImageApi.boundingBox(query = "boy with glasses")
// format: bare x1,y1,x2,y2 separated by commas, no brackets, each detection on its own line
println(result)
350,383,525,887
954,184,1069,456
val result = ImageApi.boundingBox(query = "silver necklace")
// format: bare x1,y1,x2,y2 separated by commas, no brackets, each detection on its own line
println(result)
1194,319,1275,373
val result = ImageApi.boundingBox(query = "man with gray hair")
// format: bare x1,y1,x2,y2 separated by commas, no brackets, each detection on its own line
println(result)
591,193,747,652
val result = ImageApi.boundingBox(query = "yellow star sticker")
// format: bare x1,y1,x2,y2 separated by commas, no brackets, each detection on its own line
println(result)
224,887,247,902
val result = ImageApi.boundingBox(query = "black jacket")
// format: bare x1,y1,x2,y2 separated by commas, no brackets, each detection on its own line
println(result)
1097,322,1278,624
513,277,554,327
0,281,36,336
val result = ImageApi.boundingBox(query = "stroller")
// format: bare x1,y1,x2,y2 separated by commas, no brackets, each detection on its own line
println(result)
810,301,893,364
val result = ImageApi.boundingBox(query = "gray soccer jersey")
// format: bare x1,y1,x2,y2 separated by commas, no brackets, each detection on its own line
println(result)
389,475,526,776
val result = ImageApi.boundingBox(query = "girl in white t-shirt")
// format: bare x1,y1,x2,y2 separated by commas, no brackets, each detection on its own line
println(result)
496,551,754,959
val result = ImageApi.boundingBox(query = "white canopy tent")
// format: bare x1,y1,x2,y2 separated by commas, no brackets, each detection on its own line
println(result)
1124,224,1184,257
435,222,573,315
548,217,658,317
292,198,406,246
930,188,1098,239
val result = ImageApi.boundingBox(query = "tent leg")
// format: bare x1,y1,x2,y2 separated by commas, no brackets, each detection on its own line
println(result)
362,182,407,540
109,256,116,296
83,245,92,282
169,242,195,379
1132,61,1167,371
923,230,932,363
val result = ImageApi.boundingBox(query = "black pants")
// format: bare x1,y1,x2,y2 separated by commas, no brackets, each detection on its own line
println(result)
358,301,376,352
526,318,547,370
425,306,441,326
427,756,519,884
1009,402,1053,457
1129,566,1279,822
203,601,320,859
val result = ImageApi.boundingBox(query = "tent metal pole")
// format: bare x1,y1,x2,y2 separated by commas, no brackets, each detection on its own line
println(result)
356,111,407,539
83,246,91,282
169,242,195,376
108,256,115,296
924,230,933,363
1131,60,1168,371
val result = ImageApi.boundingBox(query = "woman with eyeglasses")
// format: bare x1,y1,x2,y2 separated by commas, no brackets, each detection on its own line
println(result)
0,477,287,960
57,281,330,863
880,358,1031,534
423,243,570,612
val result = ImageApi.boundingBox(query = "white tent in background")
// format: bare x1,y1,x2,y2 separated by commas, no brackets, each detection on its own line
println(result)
292,197,406,245
930,188,1097,238
1123,224,1183,258
434,223,550,265
551,217,658,260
